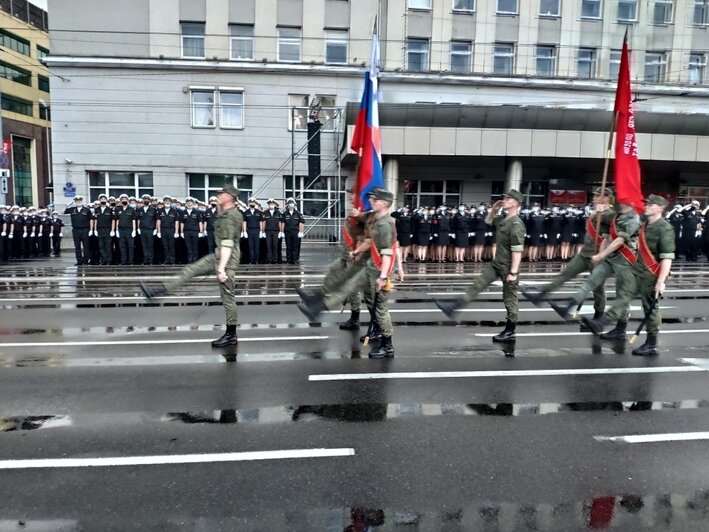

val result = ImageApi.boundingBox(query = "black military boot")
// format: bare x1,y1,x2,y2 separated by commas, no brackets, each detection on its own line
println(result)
580,310,604,332
339,310,360,331
580,313,614,336
297,296,326,322
549,298,577,320
434,297,464,320
600,320,627,340
632,333,658,356
521,286,547,307
139,281,168,300
360,315,382,344
369,335,394,358
296,286,322,307
212,325,238,348
492,320,516,342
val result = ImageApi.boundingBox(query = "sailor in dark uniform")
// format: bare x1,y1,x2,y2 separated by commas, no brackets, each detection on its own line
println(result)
452,204,471,263
412,207,432,262
432,206,451,263
393,205,413,263
64,195,93,265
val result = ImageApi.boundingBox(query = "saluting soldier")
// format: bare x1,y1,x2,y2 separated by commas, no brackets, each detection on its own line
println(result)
435,190,526,342
281,197,305,264
64,195,93,265
158,196,179,265
181,197,203,263
114,193,137,265
92,194,114,265
583,195,675,356
137,193,159,264
140,185,244,348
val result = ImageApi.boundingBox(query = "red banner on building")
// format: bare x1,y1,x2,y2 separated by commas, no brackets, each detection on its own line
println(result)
549,189,586,205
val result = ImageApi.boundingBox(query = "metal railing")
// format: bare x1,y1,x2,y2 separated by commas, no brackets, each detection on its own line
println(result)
0,0,48,32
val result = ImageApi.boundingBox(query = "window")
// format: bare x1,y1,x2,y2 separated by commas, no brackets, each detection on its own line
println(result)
409,0,432,8
402,180,461,209
1,94,32,116
181,23,205,58
609,49,621,80
581,0,602,18
539,0,560,16
450,41,472,73
0,60,31,86
694,0,709,24
36,45,49,61
496,0,518,14
284,175,345,218
0,29,30,56
325,30,348,64
653,0,673,23
88,171,154,201
453,0,475,12
220,90,244,129
191,90,215,127
230,25,253,60
406,38,429,71
617,0,637,22
289,94,310,131
39,105,50,121
493,43,515,75
577,48,597,79
188,174,252,203
536,45,557,77
278,27,302,62
689,53,705,84
38,74,50,92
11,136,33,207
645,52,667,83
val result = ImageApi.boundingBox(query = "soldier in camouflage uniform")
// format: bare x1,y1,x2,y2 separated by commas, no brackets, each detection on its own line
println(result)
435,189,526,342
583,194,674,355
140,185,244,348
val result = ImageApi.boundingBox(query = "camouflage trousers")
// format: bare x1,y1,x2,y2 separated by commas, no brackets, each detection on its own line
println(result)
606,268,662,333
321,256,363,312
462,263,519,323
543,254,606,315
164,252,240,325
570,255,634,321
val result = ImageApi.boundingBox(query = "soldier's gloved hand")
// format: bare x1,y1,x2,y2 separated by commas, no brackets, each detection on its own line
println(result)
433,233,438,238
410,234,413,238
153,229,158,236
429,235,433,241
131,230,137,238
544,234,548,239
468,232,473,237
241,231,247,238
198,232,205,238
557,233,561,239
696,230,703,238
137,228,141,235
278,231,285,239
8,233,13,239
59,233,63,238
23,232,27,238
297,232,304,238
110,231,115,237
174,232,179,238
0,231,5,236
156,232,161,238
260,232,266,239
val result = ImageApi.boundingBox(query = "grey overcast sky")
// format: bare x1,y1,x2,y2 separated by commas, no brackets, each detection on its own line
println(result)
29,0,48,10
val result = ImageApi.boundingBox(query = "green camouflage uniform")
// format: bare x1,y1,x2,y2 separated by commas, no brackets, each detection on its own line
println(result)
541,209,615,314
165,206,243,325
320,216,365,312
462,212,526,322
570,209,640,313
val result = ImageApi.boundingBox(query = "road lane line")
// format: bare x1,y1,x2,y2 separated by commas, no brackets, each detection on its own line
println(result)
594,432,709,443
0,448,356,470
476,329,709,337
309,366,706,382
0,336,329,348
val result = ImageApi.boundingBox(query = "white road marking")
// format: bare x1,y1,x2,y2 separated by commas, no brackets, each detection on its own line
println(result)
427,289,708,296
680,358,709,370
325,305,674,315
594,432,709,444
309,366,706,382
0,448,356,470
0,336,329,348
476,328,709,338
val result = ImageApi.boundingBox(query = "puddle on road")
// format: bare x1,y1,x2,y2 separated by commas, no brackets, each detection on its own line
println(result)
0,415,71,432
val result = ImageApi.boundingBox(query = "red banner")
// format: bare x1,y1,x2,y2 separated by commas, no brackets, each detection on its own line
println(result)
549,190,586,205
613,36,644,214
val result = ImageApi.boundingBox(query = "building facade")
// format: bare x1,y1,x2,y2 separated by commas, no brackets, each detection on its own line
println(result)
0,0,51,207
46,0,709,229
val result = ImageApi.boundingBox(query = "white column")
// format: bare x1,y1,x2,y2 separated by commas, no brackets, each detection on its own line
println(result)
383,157,399,205
505,159,522,191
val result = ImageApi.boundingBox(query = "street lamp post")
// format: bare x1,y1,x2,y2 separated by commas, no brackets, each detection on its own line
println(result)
39,99,52,207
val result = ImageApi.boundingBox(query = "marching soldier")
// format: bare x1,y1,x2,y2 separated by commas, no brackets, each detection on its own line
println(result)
92,193,114,265
583,195,674,356
140,185,244,348
434,190,526,342
180,197,203,263
114,193,137,265
159,196,179,264
137,193,159,265
281,197,305,264
64,195,93,265
263,199,281,263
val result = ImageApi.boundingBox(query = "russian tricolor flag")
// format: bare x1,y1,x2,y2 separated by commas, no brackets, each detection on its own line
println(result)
350,30,383,211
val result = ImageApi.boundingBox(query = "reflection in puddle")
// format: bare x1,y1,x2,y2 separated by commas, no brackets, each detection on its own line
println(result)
0,416,72,432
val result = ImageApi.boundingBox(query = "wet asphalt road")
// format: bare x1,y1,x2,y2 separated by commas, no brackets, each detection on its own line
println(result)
1,247,709,531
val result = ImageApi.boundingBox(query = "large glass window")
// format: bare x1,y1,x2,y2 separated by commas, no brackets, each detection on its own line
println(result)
0,60,31,86
493,43,515,75
450,41,472,73
688,53,705,84
278,27,302,62
325,30,348,64
402,180,460,209
220,91,244,129
0,29,30,56
617,0,638,22
36,45,49,61
536,45,557,77
409,0,432,8
609,49,621,80
645,52,667,83
88,171,154,201
406,38,430,71
191,90,215,128
284,175,345,218
453,0,475,12
230,25,254,60
181,23,205,59
539,0,560,16
581,0,602,18
577,48,597,79
694,0,709,24
496,0,518,14
188,174,252,203
289,94,310,131
38,74,50,92
11,136,33,207
1,94,33,116
653,0,673,23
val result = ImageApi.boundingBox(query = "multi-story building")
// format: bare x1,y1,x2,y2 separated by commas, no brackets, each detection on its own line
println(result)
47,0,709,228
0,0,50,207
